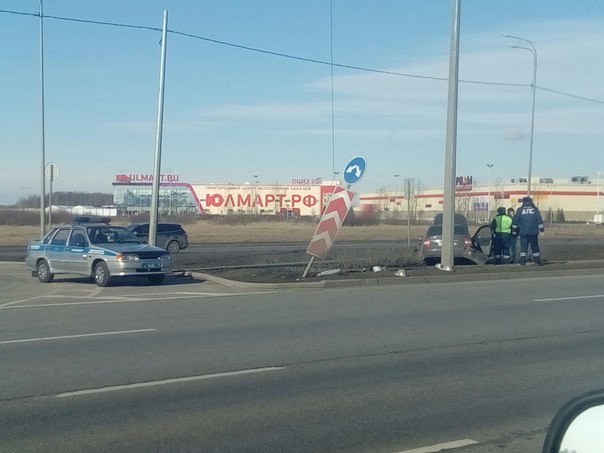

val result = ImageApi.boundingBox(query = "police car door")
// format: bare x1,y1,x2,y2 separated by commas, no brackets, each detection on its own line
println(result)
63,228,90,275
45,228,70,272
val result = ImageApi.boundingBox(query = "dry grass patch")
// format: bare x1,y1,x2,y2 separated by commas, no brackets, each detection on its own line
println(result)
182,222,426,244
0,226,40,247
1,220,602,247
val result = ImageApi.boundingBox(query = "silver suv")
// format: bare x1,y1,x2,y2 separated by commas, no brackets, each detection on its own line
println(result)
25,217,172,287
126,223,188,254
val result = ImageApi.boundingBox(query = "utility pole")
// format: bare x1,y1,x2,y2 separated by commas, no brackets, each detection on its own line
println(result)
438,0,461,272
487,163,493,219
149,10,168,246
39,0,46,239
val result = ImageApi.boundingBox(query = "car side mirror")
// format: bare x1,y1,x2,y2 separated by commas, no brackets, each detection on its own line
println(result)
543,390,604,453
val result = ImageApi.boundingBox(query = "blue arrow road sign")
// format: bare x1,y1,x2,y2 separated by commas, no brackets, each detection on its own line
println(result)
343,156,366,185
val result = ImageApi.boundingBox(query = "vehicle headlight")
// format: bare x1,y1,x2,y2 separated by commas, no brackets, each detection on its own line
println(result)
116,253,139,261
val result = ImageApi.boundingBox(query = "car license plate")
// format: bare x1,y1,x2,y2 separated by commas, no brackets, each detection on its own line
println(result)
142,262,160,269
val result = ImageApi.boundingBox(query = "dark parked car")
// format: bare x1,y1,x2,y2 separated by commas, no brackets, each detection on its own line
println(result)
420,214,492,265
126,223,188,254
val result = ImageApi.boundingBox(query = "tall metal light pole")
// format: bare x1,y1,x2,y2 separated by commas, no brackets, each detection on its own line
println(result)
149,10,168,246
438,0,462,272
504,34,537,197
598,171,602,223
39,0,46,239
486,163,493,219
393,174,400,218
253,175,259,215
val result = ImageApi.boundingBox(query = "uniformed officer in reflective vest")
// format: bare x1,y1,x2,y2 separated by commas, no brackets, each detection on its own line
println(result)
512,196,545,265
490,206,513,264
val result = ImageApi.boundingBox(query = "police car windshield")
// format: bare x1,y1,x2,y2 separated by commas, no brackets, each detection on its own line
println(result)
87,226,141,244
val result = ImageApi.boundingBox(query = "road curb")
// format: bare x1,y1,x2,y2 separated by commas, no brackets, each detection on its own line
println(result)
193,272,329,289
194,261,604,289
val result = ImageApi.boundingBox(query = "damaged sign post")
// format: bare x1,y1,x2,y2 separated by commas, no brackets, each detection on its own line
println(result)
303,157,365,278
303,186,356,277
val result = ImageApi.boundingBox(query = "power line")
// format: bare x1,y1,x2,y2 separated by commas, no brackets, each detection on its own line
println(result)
0,8,160,32
2,8,604,103
537,86,604,105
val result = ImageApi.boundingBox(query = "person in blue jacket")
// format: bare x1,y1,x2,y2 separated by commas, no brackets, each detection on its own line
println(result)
512,196,545,265
507,207,518,263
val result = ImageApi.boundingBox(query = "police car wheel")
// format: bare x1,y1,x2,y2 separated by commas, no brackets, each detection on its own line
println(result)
37,260,54,283
94,262,111,287
166,240,180,254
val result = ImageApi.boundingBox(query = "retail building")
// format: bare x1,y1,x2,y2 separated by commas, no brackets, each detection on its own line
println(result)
112,173,603,223
112,174,340,217
359,176,603,223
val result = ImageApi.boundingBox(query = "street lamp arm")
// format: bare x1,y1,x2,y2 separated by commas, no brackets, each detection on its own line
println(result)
509,43,534,55
504,35,537,67
507,45,537,82
503,33,535,49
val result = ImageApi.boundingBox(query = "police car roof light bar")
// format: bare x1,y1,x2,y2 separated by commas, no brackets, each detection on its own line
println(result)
73,216,111,224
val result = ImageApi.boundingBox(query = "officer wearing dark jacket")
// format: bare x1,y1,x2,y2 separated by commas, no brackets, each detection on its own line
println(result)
490,207,513,264
512,196,545,265
507,207,518,263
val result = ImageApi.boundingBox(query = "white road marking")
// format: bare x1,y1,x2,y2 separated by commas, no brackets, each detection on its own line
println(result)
57,366,286,398
0,291,285,309
0,295,47,308
0,328,156,345
2,300,149,309
395,439,479,453
535,294,604,302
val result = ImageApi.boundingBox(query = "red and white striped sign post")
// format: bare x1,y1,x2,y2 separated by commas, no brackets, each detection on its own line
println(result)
303,186,355,277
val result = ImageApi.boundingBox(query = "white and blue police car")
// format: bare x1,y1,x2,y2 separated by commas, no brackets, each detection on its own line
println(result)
25,216,173,287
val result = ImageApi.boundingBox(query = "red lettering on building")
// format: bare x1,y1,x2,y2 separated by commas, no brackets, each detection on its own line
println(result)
237,194,252,207
205,191,320,209
206,194,224,207
224,194,236,207
115,174,131,183
303,195,317,207
455,175,473,191
114,174,180,183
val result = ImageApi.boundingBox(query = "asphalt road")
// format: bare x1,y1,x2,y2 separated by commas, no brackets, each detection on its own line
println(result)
2,262,604,452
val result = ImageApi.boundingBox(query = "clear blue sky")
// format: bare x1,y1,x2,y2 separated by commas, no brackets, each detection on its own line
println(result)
1,1,603,205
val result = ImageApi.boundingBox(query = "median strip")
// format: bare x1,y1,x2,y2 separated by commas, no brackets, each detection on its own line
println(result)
57,367,286,398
